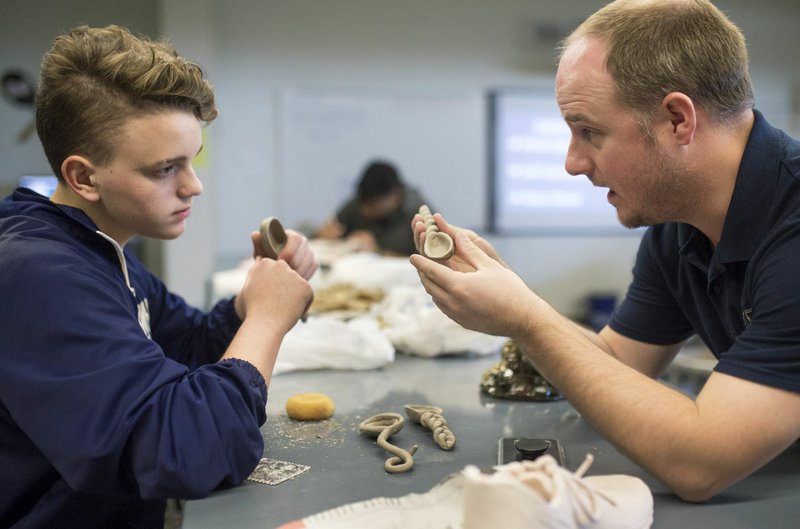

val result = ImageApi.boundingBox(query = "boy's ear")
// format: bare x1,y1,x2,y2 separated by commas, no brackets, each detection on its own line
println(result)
61,155,100,202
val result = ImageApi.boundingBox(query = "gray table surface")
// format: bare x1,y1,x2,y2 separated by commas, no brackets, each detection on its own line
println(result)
182,353,800,528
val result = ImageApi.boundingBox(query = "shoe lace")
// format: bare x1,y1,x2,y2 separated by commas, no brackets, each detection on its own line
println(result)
567,454,617,524
516,454,617,526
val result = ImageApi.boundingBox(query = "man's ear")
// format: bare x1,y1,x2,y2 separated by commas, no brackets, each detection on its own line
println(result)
661,92,696,146
61,155,100,202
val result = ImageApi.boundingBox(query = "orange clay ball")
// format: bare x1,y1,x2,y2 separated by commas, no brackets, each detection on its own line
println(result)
285,393,335,421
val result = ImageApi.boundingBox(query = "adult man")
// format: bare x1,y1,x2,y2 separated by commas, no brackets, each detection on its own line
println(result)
412,0,800,502
0,25,316,528
316,159,429,255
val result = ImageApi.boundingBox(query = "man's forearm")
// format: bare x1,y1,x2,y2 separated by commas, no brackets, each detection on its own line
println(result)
511,305,754,502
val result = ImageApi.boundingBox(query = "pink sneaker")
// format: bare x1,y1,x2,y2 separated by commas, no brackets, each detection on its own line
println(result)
463,454,653,529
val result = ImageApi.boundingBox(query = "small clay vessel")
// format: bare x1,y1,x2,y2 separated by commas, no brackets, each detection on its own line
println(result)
259,216,288,259
418,205,454,260
258,216,308,323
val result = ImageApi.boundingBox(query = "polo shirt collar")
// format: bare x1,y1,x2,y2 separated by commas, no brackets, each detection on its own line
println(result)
679,110,779,265
716,110,780,263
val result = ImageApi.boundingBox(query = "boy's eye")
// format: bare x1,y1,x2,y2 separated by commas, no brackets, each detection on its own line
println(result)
153,165,177,178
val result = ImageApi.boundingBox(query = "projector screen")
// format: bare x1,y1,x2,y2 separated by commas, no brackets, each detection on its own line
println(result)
18,175,58,198
489,89,632,234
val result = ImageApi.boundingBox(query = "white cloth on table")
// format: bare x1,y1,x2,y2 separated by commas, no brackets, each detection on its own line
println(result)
207,250,504,374
274,316,394,375
376,285,505,358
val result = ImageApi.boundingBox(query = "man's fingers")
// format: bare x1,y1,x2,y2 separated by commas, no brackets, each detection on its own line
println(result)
452,231,492,269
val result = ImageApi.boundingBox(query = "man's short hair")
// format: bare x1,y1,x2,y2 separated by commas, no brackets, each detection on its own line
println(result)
561,0,754,131
356,160,403,203
35,25,218,179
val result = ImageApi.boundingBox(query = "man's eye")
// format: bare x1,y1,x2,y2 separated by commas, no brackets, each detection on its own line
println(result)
581,128,596,141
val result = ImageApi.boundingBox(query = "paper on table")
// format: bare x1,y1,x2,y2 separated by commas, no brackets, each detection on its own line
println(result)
246,457,310,486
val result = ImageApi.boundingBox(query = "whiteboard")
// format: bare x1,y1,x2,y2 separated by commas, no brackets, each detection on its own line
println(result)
278,88,486,232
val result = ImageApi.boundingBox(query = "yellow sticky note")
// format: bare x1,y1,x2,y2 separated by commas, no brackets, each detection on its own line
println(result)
194,128,211,169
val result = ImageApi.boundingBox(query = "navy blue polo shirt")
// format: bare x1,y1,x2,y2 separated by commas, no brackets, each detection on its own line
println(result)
609,110,800,393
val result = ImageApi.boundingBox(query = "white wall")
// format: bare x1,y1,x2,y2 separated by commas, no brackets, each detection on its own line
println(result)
157,0,219,308
0,0,159,186
3,1,799,316
158,0,799,315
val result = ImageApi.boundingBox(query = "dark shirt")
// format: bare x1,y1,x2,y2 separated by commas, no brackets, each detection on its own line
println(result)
0,188,267,528
336,187,428,256
609,110,800,393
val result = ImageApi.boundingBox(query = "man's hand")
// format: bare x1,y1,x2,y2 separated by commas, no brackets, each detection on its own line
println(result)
410,231,538,338
410,212,507,271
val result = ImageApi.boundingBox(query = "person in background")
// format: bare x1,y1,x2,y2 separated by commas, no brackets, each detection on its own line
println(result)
0,25,316,529
316,159,429,256
412,0,800,503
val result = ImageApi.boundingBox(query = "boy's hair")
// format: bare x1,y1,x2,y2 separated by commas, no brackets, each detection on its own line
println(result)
561,0,753,132
35,25,218,179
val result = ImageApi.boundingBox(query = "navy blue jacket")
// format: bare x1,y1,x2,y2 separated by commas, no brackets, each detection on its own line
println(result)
610,110,800,393
0,188,267,528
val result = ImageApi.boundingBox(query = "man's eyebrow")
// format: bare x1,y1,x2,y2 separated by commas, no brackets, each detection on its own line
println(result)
565,113,596,125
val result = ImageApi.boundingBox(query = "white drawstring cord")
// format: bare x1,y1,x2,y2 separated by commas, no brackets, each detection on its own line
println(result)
95,231,136,298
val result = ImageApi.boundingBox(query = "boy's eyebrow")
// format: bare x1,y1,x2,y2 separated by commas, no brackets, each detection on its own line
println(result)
140,146,203,171
140,156,189,171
